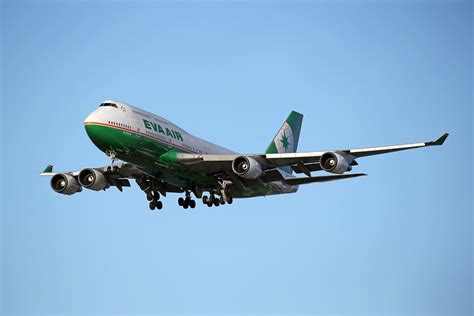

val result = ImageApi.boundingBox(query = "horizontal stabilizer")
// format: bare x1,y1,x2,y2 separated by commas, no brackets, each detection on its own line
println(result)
283,173,366,185
40,165,56,176
42,165,53,173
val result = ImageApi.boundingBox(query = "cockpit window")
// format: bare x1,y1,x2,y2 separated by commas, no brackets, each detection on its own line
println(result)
99,102,118,108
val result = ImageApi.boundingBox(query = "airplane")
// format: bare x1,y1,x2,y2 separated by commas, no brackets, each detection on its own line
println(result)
40,100,449,210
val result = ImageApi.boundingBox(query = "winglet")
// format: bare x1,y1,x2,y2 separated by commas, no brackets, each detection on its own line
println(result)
42,165,53,173
427,133,449,146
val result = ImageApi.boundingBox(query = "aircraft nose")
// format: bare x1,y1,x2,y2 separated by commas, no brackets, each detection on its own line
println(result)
84,110,99,124
83,109,104,144
83,110,106,150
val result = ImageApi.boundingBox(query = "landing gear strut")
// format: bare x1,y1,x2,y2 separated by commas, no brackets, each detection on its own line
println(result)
105,150,119,173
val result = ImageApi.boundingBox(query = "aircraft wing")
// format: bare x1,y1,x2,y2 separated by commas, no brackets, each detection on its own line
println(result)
175,133,449,177
39,162,182,194
39,163,144,179
39,163,141,191
259,133,449,165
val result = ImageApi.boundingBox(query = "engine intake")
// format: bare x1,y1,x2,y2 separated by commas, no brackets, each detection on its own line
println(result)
319,152,352,174
78,168,109,191
232,156,263,179
50,173,82,195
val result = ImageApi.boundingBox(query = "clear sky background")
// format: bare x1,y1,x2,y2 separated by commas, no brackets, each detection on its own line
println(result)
1,1,472,315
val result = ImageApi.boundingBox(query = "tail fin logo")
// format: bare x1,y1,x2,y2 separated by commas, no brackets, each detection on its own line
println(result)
275,122,294,153
265,111,303,155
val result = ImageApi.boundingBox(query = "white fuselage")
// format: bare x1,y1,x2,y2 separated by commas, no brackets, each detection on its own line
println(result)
84,100,237,156
84,100,298,195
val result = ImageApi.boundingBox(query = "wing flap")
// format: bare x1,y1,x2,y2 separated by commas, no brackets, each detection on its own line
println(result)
261,169,285,182
283,173,367,185
292,162,323,174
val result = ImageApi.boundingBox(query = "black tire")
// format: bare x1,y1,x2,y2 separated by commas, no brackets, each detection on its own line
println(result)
227,196,233,204
153,192,160,201
146,192,154,201
183,202,189,209
156,201,163,210
190,200,196,208
202,196,209,204
219,196,225,205
213,199,220,207
149,201,155,210
178,197,184,206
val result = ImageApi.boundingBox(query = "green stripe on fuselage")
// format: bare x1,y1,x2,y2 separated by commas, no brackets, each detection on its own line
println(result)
85,124,216,188
84,123,284,198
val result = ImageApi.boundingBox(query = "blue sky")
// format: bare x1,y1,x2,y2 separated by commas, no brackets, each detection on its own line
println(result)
1,1,472,315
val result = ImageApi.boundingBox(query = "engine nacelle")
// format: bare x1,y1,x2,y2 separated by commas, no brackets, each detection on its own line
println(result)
50,173,82,195
319,152,352,174
232,156,263,179
78,168,109,191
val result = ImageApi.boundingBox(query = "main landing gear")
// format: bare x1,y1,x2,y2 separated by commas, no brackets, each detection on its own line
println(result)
137,175,235,211
136,176,165,211
147,190,163,210
202,193,233,208
177,191,233,209
178,192,196,209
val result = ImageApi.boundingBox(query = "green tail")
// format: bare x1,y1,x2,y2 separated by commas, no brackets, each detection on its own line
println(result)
265,111,304,173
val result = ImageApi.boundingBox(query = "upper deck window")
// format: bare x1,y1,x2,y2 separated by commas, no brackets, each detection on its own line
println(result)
99,102,118,108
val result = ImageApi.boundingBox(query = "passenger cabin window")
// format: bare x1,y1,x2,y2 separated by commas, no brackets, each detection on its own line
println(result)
99,102,118,108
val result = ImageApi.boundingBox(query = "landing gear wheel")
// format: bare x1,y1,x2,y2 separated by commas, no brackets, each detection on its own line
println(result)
227,196,233,204
190,200,196,209
219,196,225,205
156,201,163,210
178,197,184,206
153,192,160,200
202,196,209,204
213,198,220,207
183,202,189,209
146,191,154,201
149,201,156,210
207,202,213,207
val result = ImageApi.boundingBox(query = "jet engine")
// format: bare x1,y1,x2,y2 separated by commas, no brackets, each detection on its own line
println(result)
50,173,82,195
319,152,352,174
232,156,263,179
78,168,109,191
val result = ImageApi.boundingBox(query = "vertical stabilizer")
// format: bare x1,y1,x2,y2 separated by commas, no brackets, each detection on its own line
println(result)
265,111,303,154
265,111,303,173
